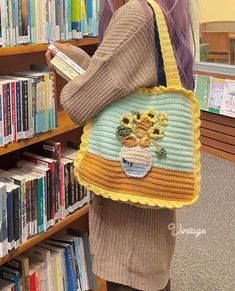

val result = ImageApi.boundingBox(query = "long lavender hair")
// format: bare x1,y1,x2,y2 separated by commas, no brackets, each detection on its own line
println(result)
99,0,194,90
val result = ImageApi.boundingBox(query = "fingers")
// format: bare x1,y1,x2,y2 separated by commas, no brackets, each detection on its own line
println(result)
45,49,55,72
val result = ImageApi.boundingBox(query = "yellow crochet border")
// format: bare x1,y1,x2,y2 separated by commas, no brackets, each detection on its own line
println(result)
74,86,201,209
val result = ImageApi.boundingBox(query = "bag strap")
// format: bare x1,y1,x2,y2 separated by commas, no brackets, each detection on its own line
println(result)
147,0,182,88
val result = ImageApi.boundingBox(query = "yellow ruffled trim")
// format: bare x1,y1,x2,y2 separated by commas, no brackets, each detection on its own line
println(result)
74,86,201,209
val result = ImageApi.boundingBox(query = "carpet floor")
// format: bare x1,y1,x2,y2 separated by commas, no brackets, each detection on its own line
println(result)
171,152,235,291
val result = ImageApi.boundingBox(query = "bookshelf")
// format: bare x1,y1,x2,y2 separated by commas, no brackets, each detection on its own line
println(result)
0,37,104,290
0,110,79,156
0,38,99,56
0,205,89,266
194,69,235,163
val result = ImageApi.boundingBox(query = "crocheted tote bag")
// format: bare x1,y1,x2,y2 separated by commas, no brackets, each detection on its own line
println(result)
74,0,201,208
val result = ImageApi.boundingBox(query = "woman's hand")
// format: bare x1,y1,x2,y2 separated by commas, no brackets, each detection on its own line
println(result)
45,42,73,71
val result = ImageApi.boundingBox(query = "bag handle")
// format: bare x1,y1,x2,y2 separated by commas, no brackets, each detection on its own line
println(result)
147,0,182,88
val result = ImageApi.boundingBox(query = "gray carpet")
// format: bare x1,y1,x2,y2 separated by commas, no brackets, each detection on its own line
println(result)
171,153,235,291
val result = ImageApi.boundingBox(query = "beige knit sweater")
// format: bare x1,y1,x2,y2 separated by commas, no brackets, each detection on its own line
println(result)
60,1,176,290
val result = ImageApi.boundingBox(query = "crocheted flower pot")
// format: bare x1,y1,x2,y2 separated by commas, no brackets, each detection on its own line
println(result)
120,145,153,178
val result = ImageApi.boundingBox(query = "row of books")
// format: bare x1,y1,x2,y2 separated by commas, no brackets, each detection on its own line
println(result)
0,229,96,291
0,0,100,47
0,141,90,258
0,69,56,147
194,75,235,118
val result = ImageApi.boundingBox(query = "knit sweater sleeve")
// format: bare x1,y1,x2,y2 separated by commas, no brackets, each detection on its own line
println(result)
60,0,156,125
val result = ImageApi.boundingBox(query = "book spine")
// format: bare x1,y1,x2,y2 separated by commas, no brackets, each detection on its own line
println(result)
0,1,7,46
60,0,65,40
69,162,75,212
31,79,36,135
6,82,12,143
86,0,92,36
13,188,20,248
8,0,14,45
49,73,56,129
7,189,15,251
26,0,31,43
65,247,77,291
64,0,68,40
37,177,44,233
21,80,29,138
29,271,36,291
64,163,70,217
67,0,72,39
2,84,9,144
31,178,37,236
42,174,47,231
51,0,56,41
15,81,23,140
43,0,48,42
55,0,61,40
21,183,28,242
43,73,49,131
0,85,5,146
81,0,87,36
17,0,23,43
45,169,51,228
46,0,52,41
71,0,82,39
10,81,16,143
31,0,36,43
14,0,19,44
27,79,34,137
0,184,8,257
27,180,32,237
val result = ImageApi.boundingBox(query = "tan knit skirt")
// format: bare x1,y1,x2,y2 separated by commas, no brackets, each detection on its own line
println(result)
89,194,176,291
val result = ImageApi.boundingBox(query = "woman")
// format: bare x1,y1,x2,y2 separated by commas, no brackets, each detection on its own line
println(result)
46,0,194,290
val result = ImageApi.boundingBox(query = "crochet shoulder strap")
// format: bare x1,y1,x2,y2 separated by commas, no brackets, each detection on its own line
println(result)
147,0,182,88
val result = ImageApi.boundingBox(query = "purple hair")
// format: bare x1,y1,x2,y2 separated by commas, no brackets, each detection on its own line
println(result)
99,0,194,90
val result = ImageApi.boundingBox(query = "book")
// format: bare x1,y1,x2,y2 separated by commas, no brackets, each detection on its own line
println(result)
0,182,8,258
16,160,50,231
39,241,67,291
220,79,235,118
4,255,29,291
194,75,211,111
22,151,56,227
51,234,83,290
44,239,78,291
71,0,82,39
0,266,21,291
68,229,96,290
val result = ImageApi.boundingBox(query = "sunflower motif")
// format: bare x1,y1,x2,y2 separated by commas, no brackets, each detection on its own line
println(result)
122,135,138,147
117,109,168,159
139,115,152,128
139,136,151,147
120,115,133,128
144,109,158,123
149,125,164,139
159,113,168,126
133,112,142,123
134,125,149,138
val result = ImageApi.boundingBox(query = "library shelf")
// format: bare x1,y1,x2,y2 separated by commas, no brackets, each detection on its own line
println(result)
0,37,99,56
0,205,89,266
0,110,80,156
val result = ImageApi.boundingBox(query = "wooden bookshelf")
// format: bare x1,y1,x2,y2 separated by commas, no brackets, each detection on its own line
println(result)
0,37,99,56
194,70,235,163
0,205,89,266
0,110,80,156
